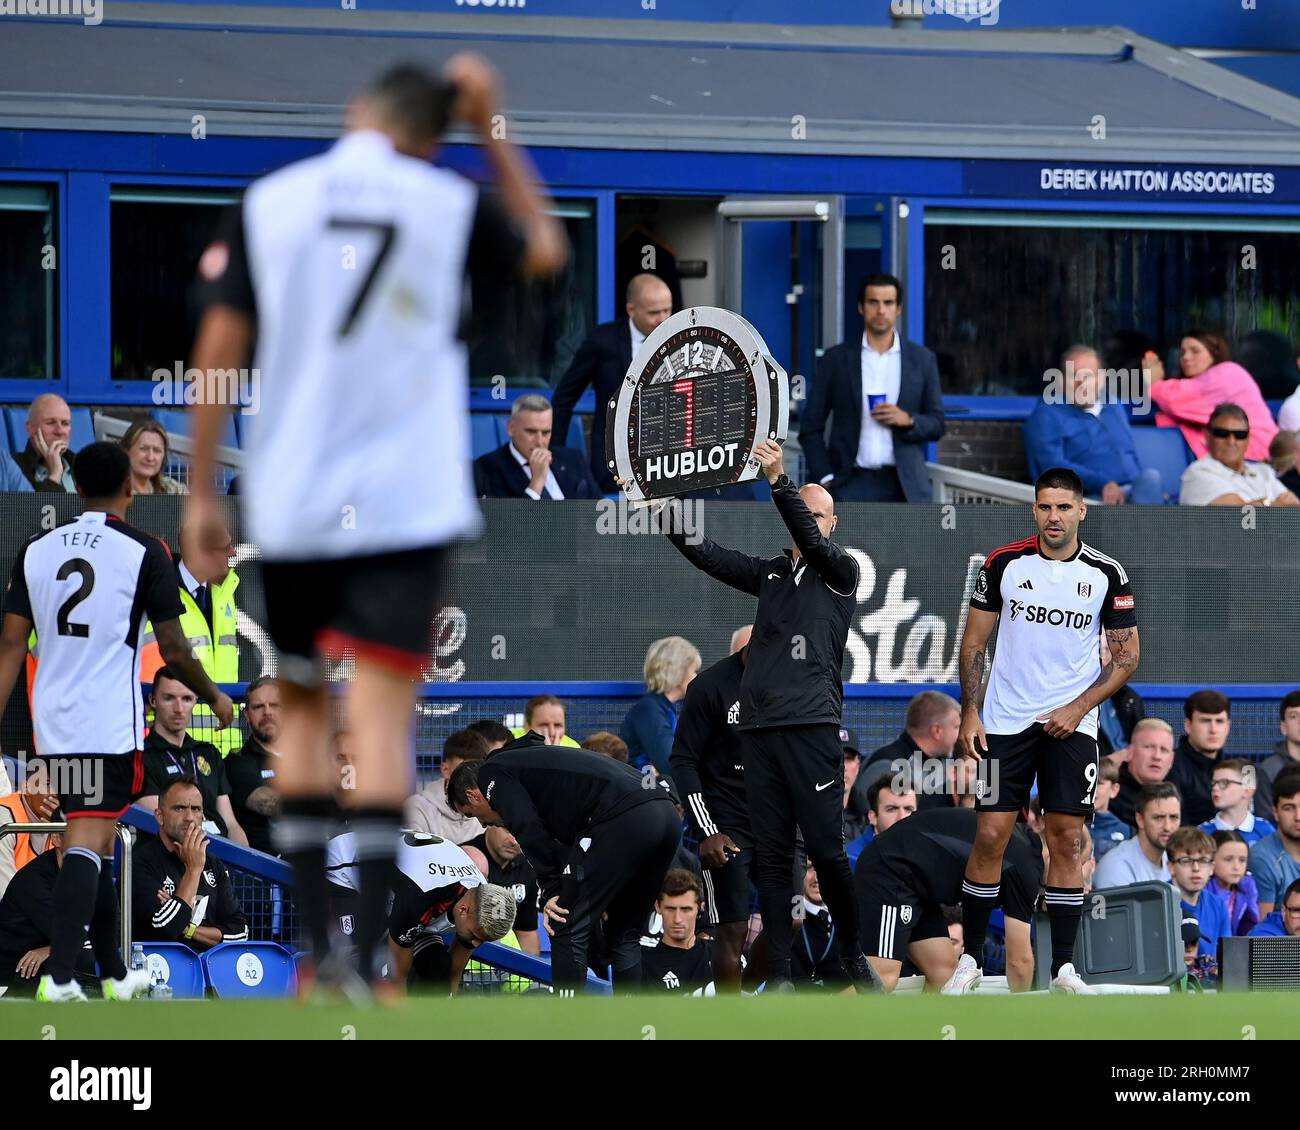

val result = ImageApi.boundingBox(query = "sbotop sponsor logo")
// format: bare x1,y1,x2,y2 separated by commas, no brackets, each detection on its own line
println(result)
151,362,261,417
49,1062,151,1111
0,0,101,26
890,0,999,26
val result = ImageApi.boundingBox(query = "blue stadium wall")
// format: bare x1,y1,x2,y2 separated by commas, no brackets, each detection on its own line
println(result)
6,136,1300,412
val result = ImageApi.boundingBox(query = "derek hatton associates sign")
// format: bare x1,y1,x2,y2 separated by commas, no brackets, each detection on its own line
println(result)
964,162,1299,203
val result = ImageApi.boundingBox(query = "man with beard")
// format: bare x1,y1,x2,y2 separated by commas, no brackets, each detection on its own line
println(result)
225,676,284,856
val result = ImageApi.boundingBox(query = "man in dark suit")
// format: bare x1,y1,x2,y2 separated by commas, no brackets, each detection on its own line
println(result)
551,273,673,493
799,274,944,502
474,393,600,500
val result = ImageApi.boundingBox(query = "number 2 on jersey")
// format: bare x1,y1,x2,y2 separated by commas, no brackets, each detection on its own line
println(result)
56,558,95,638
327,217,396,338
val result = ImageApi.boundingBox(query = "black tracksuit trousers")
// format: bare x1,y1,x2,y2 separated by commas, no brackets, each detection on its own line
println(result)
548,798,681,993
743,723,860,978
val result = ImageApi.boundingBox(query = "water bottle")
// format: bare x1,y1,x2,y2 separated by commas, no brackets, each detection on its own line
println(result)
138,945,174,1000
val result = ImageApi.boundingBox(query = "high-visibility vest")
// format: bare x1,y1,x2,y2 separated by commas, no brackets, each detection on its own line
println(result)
0,793,53,874
465,929,531,993
509,727,581,749
140,569,243,756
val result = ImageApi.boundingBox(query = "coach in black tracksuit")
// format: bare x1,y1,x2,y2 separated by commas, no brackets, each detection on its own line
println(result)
662,440,876,990
448,733,680,992
670,644,755,989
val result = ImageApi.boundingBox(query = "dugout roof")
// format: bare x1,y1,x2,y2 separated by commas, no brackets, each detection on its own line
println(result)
5,6,1300,163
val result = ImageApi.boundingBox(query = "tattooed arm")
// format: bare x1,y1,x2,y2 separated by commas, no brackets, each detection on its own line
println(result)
1040,626,1141,739
957,608,998,759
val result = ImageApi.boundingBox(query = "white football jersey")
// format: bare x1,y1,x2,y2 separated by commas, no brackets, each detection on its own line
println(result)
5,511,184,755
198,129,524,561
970,536,1137,738
326,829,483,929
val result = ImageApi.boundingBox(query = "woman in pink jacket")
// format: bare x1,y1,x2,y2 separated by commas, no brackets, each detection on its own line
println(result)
1150,329,1278,461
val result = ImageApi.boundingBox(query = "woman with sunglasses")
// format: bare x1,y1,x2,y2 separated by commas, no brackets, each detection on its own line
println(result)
1150,328,1278,461
1178,402,1298,507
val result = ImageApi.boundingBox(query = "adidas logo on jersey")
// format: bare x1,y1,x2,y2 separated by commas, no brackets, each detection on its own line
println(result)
1018,579,1033,590
727,701,740,725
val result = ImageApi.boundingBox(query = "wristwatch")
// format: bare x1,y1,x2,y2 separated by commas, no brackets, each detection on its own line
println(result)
183,921,198,940
773,473,793,491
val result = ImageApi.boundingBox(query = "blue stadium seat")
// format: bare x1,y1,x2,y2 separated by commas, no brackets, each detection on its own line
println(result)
70,409,95,453
4,408,26,453
140,942,208,999
471,414,503,459
202,941,298,998
3,406,95,454
154,408,238,450
1131,425,1193,504
565,415,586,453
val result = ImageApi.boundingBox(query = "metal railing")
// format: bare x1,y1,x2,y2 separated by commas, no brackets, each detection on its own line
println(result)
0,821,134,957
926,461,1101,506
94,412,244,492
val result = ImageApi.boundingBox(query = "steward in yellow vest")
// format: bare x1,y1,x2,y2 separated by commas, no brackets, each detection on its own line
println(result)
140,522,242,755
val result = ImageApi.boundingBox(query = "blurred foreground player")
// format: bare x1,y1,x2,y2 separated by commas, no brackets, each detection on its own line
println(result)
0,444,233,1001
187,57,565,991
450,733,680,993
951,468,1139,995
660,440,879,992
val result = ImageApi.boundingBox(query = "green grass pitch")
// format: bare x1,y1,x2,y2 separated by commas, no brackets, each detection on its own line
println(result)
1,992,1297,1041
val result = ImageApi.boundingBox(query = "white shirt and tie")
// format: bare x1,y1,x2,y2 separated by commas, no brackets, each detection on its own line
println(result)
179,561,212,629
514,321,643,501
512,444,565,501
855,331,902,470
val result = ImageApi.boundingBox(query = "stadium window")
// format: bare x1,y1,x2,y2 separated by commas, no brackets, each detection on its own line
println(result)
466,198,596,388
923,209,1300,395
110,188,237,381
0,184,57,380
111,191,597,390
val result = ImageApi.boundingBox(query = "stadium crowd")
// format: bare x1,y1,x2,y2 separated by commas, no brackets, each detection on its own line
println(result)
3,654,1296,994
464,279,1300,509
0,274,1297,997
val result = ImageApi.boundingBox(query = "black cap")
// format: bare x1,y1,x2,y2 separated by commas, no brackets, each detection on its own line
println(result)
838,727,860,757
1181,917,1201,947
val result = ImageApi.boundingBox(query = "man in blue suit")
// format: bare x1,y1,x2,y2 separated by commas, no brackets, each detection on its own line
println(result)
474,394,600,500
1023,345,1164,505
551,273,673,494
799,274,945,502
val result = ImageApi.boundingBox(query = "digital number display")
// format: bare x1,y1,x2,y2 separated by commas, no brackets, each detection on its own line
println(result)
607,307,788,503
636,370,752,458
